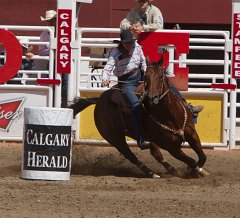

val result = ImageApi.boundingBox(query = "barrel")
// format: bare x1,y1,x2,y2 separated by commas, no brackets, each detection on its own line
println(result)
21,107,73,181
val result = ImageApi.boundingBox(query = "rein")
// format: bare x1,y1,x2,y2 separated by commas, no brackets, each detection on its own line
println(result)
146,101,187,141
110,80,144,96
111,86,141,95
143,64,187,141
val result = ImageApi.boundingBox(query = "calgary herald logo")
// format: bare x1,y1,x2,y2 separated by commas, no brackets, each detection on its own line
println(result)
0,98,25,131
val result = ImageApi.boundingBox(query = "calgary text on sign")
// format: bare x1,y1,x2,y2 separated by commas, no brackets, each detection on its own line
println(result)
23,124,71,172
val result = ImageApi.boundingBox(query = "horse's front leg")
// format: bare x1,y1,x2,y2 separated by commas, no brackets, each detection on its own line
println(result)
149,143,178,176
186,131,210,177
167,147,203,178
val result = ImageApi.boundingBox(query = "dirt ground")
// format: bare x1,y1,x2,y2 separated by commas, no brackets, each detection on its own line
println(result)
0,142,240,218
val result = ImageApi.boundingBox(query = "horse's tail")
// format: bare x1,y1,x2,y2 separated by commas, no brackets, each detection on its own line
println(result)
68,97,98,116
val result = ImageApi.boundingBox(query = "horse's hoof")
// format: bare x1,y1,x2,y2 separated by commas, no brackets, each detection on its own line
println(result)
152,173,161,179
196,167,210,177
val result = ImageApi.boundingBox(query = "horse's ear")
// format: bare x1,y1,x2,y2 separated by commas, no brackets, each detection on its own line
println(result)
158,55,164,66
146,55,150,66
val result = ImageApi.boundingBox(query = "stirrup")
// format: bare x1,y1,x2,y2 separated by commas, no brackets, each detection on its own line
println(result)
138,140,151,150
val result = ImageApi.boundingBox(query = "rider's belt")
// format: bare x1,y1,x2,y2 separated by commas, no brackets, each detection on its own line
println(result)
118,69,137,81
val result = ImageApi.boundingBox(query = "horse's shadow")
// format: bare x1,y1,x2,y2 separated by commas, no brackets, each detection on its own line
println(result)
71,153,146,178
71,158,201,179
71,153,192,178
71,163,146,178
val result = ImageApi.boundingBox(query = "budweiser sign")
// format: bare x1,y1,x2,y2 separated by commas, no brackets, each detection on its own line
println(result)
0,98,25,131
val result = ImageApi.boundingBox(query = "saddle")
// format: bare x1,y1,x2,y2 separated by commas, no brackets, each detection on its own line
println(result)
110,83,145,114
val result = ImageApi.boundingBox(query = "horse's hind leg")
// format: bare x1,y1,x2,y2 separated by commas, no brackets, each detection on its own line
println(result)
108,136,160,178
149,143,177,175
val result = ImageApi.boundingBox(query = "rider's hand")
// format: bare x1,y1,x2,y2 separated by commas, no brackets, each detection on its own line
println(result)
102,80,110,87
130,24,144,39
25,52,34,59
131,24,144,33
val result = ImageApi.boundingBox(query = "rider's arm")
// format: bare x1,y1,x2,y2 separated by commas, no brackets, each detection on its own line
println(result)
138,45,147,72
120,9,138,31
102,56,115,86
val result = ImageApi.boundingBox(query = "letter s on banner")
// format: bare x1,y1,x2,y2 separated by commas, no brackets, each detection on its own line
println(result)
0,29,22,83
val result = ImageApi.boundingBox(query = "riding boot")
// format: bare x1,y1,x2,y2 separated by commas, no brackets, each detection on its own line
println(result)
187,104,204,118
132,105,151,150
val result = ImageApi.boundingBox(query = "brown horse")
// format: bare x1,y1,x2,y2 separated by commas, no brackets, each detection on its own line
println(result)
69,57,209,178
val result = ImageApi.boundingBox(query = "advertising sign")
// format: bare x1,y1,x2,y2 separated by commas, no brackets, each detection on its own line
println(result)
0,98,25,131
138,32,190,90
56,9,72,74
231,2,240,79
21,107,73,180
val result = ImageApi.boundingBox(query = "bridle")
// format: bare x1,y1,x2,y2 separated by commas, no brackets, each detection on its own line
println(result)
143,64,169,104
143,63,187,141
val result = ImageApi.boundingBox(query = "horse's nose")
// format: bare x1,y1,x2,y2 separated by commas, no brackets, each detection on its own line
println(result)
145,94,158,105
152,95,159,104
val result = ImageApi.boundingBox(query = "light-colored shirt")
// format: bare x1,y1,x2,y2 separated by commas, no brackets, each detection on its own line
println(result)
39,30,50,56
120,5,163,32
102,42,146,82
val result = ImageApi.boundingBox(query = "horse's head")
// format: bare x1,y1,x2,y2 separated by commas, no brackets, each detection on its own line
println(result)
144,56,168,105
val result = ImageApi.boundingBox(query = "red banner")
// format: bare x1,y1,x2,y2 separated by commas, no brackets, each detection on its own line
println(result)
56,9,72,74
138,32,190,90
231,13,240,79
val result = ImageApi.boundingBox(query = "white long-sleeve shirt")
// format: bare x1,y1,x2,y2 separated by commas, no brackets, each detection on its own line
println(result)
102,42,146,82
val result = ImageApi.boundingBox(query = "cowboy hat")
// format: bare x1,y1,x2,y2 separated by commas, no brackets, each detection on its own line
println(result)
40,10,57,21
19,38,33,51
113,30,135,44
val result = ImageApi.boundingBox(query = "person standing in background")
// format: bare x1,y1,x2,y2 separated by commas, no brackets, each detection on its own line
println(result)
120,0,163,38
39,10,57,56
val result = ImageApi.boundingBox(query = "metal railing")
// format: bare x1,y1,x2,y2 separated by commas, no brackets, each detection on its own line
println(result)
75,27,238,149
0,26,238,148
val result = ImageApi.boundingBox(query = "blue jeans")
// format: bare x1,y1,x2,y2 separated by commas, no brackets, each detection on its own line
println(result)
118,69,145,142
